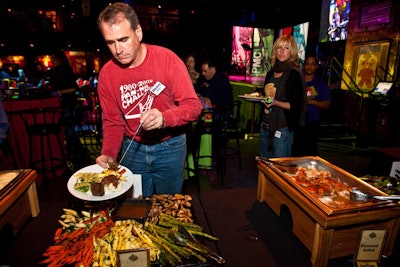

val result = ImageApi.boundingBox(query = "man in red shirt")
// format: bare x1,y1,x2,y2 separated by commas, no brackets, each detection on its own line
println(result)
96,2,202,197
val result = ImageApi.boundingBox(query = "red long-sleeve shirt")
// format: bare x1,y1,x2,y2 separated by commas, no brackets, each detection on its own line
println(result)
98,44,202,159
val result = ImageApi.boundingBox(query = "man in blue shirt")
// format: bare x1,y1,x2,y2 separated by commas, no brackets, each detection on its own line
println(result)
195,58,233,108
301,55,331,155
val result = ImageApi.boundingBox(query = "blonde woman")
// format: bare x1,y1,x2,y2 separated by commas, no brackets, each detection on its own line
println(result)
259,34,307,158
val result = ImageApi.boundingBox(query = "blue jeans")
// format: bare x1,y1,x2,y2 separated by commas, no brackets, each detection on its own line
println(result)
120,134,186,197
259,127,293,158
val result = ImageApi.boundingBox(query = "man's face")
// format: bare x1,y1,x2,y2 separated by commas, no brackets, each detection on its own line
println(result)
303,57,318,75
201,64,216,80
100,16,143,67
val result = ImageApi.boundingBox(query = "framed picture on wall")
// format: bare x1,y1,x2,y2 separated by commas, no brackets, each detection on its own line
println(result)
352,41,390,92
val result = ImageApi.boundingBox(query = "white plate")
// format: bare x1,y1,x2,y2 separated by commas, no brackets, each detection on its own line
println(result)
238,95,265,102
67,164,142,201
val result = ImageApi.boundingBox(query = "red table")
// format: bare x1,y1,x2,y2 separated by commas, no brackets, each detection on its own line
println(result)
4,97,66,184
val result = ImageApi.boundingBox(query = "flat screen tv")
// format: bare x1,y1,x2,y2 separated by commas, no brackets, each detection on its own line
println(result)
319,0,351,42
372,81,393,95
231,26,274,77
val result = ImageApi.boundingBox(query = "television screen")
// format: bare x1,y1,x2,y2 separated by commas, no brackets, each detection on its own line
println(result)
231,26,274,77
293,22,309,68
319,0,351,42
231,26,253,76
373,82,393,95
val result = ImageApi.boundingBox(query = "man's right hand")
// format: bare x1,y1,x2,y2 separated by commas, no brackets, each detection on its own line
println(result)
96,154,115,169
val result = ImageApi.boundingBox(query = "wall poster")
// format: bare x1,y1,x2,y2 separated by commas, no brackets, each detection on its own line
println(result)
352,41,390,91
231,26,274,78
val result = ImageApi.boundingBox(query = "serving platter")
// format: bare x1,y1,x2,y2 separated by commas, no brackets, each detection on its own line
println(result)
67,164,142,201
238,95,265,102
260,156,398,215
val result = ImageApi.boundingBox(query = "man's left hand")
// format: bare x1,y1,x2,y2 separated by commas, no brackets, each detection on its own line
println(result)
140,108,165,130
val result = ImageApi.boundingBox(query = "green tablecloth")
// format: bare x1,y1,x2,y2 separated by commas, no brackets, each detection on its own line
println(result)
185,133,212,178
230,81,262,134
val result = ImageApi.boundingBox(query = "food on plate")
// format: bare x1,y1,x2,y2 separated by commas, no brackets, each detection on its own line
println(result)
243,92,261,97
73,168,127,196
90,182,105,196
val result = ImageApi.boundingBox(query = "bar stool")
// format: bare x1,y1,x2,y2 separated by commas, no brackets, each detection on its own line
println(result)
184,122,200,191
224,100,242,170
18,107,67,185
193,106,230,186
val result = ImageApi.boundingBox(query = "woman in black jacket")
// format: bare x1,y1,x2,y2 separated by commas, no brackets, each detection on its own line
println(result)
259,34,307,158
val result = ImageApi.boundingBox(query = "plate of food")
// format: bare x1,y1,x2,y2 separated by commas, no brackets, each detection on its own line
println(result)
238,92,265,102
67,164,141,201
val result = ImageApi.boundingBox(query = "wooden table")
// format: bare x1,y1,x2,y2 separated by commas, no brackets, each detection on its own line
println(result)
0,169,40,235
257,158,400,267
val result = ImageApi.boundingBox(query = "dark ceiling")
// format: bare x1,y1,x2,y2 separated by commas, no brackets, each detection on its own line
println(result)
0,0,324,58
2,0,322,28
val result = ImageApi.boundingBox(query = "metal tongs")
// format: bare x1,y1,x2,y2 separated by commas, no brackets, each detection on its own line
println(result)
107,123,143,170
350,188,400,202
255,156,298,173
169,225,225,264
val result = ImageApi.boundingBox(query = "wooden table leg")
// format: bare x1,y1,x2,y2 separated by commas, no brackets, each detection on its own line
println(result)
311,223,333,267
27,182,40,217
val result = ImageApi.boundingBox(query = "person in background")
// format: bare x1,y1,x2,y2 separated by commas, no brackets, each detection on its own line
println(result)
0,99,8,145
259,34,307,158
17,69,28,83
0,98,10,170
95,2,202,197
0,67,11,80
299,55,331,155
184,53,200,85
195,57,233,108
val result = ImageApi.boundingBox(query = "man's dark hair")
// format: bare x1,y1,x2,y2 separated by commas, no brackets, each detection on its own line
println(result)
97,2,140,31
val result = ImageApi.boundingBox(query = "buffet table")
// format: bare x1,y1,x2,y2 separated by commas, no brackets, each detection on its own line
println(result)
41,193,221,267
0,169,39,235
256,157,400,267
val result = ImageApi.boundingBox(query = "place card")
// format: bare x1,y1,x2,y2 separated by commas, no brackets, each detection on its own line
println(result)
354,229,387,267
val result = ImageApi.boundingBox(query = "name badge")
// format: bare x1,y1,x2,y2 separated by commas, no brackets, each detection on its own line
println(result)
150,81,166,96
